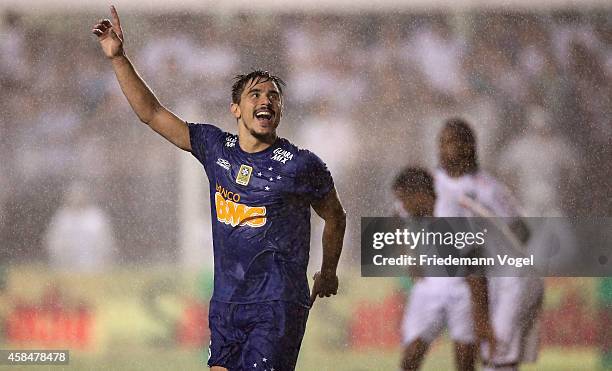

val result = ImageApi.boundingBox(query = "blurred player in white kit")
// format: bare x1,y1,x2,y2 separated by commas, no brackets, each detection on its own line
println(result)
434,118,544,371
394,167,493,371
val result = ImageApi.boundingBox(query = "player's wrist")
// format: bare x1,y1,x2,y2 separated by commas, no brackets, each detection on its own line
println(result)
319,269,337,279
110,51,127,63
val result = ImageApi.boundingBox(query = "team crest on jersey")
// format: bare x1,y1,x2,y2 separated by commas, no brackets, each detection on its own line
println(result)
236,164,253,186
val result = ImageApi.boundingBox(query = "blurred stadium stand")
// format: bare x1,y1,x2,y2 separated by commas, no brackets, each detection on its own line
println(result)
0,1,609,369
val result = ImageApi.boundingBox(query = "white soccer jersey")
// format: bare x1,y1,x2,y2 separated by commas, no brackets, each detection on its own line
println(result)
401,169,517,346
434,169,520,218
433,168,543,369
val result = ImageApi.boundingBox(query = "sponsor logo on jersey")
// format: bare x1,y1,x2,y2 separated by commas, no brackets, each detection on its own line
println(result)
216,183,241,202
271,148,294,164
225,135,237,148
216,158,230,170
236,164,253,186
215,184,266,227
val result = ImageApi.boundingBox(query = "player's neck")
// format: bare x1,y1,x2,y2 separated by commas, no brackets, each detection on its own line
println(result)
446,169,467,178
445,165,478,178
238,131,277,153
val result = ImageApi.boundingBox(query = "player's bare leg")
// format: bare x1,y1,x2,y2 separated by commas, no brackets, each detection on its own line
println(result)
400,338,429,371
454,342,476,371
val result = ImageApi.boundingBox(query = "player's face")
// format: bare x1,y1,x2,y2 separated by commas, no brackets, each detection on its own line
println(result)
394,189,434,217
439,128,472,174
231,78,283,140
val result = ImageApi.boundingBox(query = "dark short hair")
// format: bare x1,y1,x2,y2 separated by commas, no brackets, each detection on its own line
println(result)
442,117,478,171
231,70,286,104
392,167,435,198
443,117,476,146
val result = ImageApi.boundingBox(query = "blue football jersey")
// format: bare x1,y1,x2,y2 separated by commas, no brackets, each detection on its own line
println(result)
188,123,334,307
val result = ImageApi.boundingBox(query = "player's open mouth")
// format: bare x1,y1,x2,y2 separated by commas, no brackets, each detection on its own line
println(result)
254,109,275,124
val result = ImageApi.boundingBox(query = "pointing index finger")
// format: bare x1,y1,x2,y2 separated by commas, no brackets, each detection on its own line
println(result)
110,5,121,29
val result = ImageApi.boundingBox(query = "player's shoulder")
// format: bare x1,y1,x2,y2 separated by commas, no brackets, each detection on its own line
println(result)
474,171,517,205
188,122,223,132
278,137,325,166
475,171,508,192
477,171,522,215
188,122,225,137
277,138,330,180
433,168,452,188
189,122,236,146
433,168,446,180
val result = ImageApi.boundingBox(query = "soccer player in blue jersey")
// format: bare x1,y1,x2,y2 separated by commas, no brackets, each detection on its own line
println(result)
93,6,346,371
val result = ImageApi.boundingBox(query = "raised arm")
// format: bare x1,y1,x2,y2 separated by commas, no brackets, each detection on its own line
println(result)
310,188,346,304
92,5,191,151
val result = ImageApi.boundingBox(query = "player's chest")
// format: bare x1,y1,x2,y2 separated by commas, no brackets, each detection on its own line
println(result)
210,148,296,202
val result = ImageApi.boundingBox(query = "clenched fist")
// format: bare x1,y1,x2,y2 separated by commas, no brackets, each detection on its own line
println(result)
310,271,339,305
92,5,124,59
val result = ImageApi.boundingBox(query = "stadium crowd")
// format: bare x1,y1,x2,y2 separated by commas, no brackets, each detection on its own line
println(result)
0,10,609,265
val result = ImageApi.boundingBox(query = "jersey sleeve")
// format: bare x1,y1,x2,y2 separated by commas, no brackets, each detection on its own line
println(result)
295,150,334,202
187,123,224,166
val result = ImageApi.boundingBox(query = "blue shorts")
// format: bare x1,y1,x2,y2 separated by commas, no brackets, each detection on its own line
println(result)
207,300,309,371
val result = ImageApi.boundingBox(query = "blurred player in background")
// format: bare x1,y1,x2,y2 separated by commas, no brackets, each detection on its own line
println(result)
92,6,346,371
393,167,493,371
435,118,544,371
45,181,115,273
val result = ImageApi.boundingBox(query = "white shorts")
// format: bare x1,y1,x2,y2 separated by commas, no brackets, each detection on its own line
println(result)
401,277,475,344
481,277,544,368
